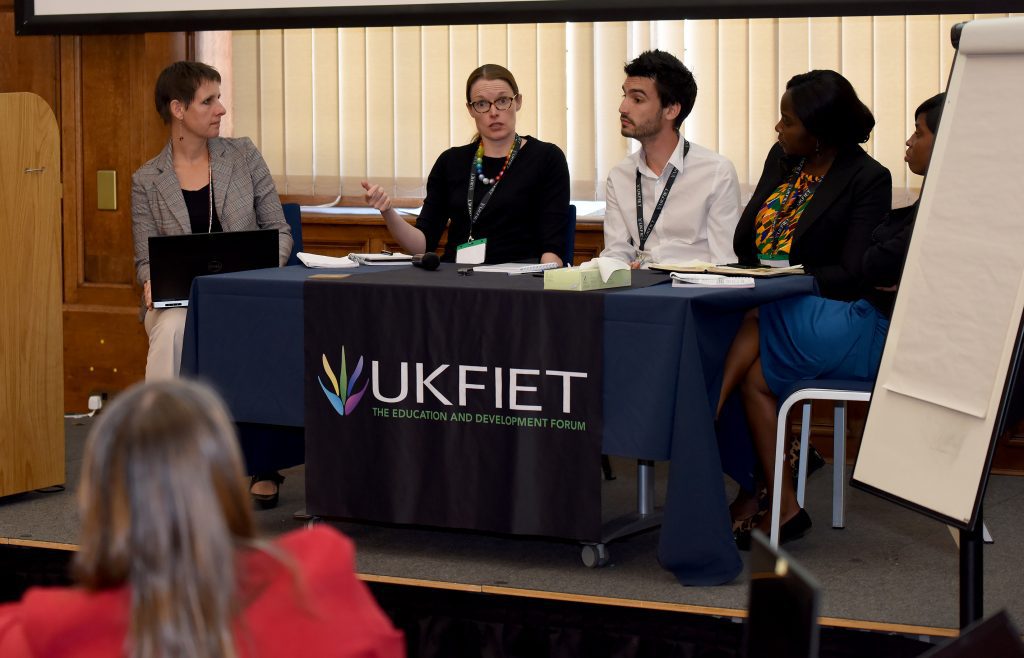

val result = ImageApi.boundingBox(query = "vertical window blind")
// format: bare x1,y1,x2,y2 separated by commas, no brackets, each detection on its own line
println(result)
213,13,1016,200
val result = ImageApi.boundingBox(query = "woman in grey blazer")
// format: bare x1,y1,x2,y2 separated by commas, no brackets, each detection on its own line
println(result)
132,61,292,506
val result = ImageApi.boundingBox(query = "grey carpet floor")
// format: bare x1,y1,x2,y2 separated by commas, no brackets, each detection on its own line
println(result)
2,418,1022,633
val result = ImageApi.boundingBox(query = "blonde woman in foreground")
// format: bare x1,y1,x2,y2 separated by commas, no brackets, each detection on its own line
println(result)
0,379,404,658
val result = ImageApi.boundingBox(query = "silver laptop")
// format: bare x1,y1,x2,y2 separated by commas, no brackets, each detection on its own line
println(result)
149,229,279,308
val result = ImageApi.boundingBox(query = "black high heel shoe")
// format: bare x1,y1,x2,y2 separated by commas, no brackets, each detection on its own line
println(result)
735,508,812,551
249,472,285,510
788,438,827,482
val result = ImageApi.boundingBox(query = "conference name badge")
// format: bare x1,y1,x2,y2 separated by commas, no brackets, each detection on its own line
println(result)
758,253,791,268
456,238,487,264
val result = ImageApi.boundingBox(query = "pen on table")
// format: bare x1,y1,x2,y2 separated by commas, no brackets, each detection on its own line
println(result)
380,249,393,255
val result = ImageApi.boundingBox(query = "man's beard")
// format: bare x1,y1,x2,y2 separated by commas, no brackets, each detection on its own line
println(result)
620,116,660,140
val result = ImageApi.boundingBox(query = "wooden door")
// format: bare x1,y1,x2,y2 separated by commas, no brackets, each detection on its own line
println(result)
0,93,65,495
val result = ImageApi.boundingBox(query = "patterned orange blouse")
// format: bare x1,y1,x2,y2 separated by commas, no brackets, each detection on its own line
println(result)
753,170,823,261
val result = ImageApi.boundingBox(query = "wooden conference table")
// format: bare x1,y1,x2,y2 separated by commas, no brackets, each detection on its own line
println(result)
181,264,815,586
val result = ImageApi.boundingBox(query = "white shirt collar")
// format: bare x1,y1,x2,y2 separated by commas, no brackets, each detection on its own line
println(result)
636,133,687,180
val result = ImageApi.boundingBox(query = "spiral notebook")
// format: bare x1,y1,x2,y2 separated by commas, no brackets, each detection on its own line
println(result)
670,272,755,288
473,262,560,275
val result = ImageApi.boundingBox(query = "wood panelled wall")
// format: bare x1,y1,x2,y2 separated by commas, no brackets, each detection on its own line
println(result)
59,33,189,410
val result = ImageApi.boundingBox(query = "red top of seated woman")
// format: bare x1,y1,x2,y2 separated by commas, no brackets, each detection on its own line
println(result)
0,526,405,658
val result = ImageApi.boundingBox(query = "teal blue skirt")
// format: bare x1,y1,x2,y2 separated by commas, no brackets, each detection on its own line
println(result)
759,296,889,396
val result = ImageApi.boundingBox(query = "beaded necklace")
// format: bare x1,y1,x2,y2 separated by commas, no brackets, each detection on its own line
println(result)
473,134,520,185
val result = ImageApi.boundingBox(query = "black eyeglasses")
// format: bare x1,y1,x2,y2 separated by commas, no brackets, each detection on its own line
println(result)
468,96,516,114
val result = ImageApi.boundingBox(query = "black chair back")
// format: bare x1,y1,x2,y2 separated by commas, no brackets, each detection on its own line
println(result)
282,203,304,266
564,204,576,266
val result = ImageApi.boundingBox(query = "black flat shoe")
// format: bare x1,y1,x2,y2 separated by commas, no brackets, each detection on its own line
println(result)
735,509,812,551
250,472,285,510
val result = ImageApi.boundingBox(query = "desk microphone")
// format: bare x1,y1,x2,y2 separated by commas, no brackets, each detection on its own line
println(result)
412,252,440,271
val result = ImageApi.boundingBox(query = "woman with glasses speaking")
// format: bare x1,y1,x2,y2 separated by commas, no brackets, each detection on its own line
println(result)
363,64,570,265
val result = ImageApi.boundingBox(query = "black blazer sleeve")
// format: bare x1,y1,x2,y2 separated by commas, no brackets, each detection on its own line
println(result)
862,203,918,317
863,203,917,288
797,154,892,300
734,144,892,300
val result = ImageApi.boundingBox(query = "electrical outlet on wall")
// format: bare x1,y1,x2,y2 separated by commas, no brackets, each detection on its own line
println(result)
87,391,109,413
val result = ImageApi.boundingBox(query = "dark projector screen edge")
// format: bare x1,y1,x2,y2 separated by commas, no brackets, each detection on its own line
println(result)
15,0,1024,36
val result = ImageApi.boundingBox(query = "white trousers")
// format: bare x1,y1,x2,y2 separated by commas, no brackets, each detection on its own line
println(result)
143,307,187,381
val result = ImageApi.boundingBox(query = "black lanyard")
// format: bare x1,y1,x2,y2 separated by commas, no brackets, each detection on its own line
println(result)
466,135,522,241
634,139,689,252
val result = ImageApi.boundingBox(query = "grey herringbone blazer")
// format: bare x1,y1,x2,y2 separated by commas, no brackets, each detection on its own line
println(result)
131,136,293,286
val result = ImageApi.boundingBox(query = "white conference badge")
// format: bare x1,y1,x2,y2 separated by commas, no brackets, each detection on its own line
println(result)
456,238,487,264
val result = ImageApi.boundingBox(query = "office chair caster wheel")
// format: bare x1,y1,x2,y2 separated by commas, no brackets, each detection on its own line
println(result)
581,543,610,568
305,515,322,528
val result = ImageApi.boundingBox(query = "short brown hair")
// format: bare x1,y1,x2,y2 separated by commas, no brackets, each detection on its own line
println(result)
154,60,221,124
465,64,519,103
624,50,697,130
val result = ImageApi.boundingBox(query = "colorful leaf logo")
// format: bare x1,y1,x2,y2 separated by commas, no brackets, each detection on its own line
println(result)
318,347,369,416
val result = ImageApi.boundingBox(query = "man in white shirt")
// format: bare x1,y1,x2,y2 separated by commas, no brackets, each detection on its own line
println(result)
601,50,741,269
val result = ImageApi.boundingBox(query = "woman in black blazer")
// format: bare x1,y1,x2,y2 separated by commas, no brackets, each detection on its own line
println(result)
722,93,943,548
733,70,891,302
725,70,891,530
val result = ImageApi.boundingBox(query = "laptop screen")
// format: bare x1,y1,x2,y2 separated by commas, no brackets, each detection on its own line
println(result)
149,229,279,307
743,531,821,658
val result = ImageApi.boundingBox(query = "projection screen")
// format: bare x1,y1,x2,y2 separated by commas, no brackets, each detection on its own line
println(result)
14,0,1024,35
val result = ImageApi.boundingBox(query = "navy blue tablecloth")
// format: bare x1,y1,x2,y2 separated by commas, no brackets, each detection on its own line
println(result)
603,278,816,584
182,265,816,585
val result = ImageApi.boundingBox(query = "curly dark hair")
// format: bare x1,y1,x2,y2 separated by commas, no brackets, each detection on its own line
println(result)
785,70,875,147
624,50,697,130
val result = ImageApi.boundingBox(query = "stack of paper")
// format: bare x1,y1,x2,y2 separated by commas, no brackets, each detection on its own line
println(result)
670,272,755,288
297,252,358,268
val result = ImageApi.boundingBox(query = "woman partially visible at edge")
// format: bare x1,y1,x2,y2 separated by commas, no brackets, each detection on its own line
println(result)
0,379,404,658
131,61,293,508
362,64,570,266
721,93,945,548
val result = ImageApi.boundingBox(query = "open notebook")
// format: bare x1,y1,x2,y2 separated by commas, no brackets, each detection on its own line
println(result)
652,261,804,277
